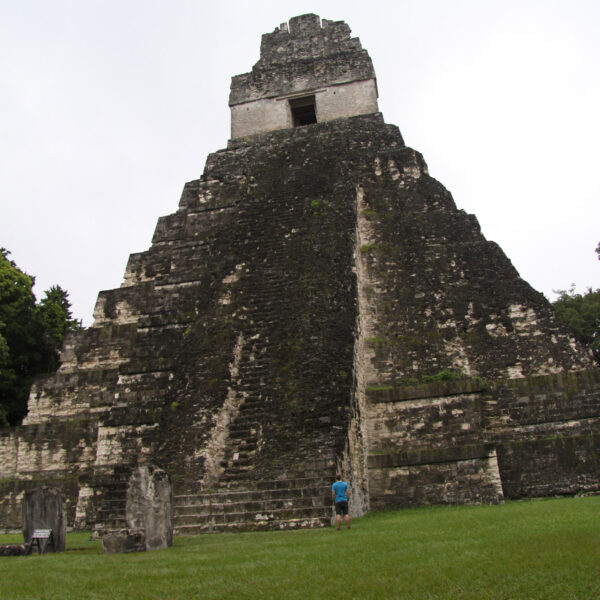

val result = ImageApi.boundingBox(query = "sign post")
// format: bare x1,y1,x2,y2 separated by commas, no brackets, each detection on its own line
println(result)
26,529,54,555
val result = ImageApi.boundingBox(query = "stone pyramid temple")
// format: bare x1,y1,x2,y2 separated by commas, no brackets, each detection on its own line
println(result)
1,14,599,534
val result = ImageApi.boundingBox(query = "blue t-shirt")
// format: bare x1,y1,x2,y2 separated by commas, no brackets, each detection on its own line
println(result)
332,480,348,503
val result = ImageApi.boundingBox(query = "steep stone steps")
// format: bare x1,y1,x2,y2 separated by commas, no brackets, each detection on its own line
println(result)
176,516,329,535
176,503,327,524
175,498,329,519
96,517,128,532
175,509,330,532
91,480,130,536
228,421,258,433
176,485,326,506
220,450,254,466
173,478,332,534
226,434,259,447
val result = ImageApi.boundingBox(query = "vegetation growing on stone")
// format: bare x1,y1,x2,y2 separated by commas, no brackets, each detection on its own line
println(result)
359,243,378,253
360,209,378,218
366,384,394,392
421,368,466,382
309,199,327,217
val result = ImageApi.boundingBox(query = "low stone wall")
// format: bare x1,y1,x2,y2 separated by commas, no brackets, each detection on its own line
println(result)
0,416,98,531
369,447,504,509
489,370,600,499
367,369,600,508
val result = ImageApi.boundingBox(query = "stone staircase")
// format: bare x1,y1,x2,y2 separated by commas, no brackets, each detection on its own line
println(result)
173,141,348,535
90,473,129,537
173,477,333,534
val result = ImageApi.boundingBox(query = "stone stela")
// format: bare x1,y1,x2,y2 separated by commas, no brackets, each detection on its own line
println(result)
21,487,66,551
0,13,599,535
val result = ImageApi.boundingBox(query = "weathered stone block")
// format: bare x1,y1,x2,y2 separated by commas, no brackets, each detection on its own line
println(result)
22,488,66,552
369,452,504,509
102,530,145,554
0,544,26,557
126,465,173,551
497,431,600,498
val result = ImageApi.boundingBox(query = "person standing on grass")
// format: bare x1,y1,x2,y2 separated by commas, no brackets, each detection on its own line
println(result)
331,473,351,530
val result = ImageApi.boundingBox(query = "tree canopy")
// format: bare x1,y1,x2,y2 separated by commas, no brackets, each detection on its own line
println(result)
0,249,81,427
552,285,600,366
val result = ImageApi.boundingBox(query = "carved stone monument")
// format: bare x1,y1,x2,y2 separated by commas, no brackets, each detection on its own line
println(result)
102,465,172,553
22,488,66,552
126,465,173,551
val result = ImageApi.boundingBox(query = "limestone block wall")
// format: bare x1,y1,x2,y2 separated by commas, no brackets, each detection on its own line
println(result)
367,382,504,508
0,429,17,479
366,369,600,509
369,451,504,508
488,370,600,498
230,79,378,139
231,96,291,139
316,79,378,123
0,418,97,531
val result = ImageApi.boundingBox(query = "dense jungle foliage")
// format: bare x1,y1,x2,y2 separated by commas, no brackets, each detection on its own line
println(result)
0,248,81,426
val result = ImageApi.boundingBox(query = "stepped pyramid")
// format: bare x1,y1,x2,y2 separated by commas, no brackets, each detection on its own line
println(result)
1,14,599,534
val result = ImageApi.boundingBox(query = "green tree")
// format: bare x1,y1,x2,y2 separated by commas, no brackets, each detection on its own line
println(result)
36,285,81,372
0,332,13,427
552,285,600,365
0,249,40,425
0,249,81,426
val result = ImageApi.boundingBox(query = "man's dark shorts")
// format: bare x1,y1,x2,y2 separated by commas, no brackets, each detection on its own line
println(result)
335,501,349,515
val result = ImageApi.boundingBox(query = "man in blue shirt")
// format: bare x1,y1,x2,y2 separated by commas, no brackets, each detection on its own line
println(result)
331,473,351,530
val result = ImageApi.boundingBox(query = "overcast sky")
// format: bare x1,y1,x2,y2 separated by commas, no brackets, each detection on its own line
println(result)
1,0,598,326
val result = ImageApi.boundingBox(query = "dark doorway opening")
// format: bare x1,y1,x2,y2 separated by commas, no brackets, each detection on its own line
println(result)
290,95,317,127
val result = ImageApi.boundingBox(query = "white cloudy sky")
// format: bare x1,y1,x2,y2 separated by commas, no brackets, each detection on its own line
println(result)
1,0,598,326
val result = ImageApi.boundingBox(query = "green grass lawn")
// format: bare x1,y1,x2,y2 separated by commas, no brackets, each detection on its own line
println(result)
1,496,599,599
